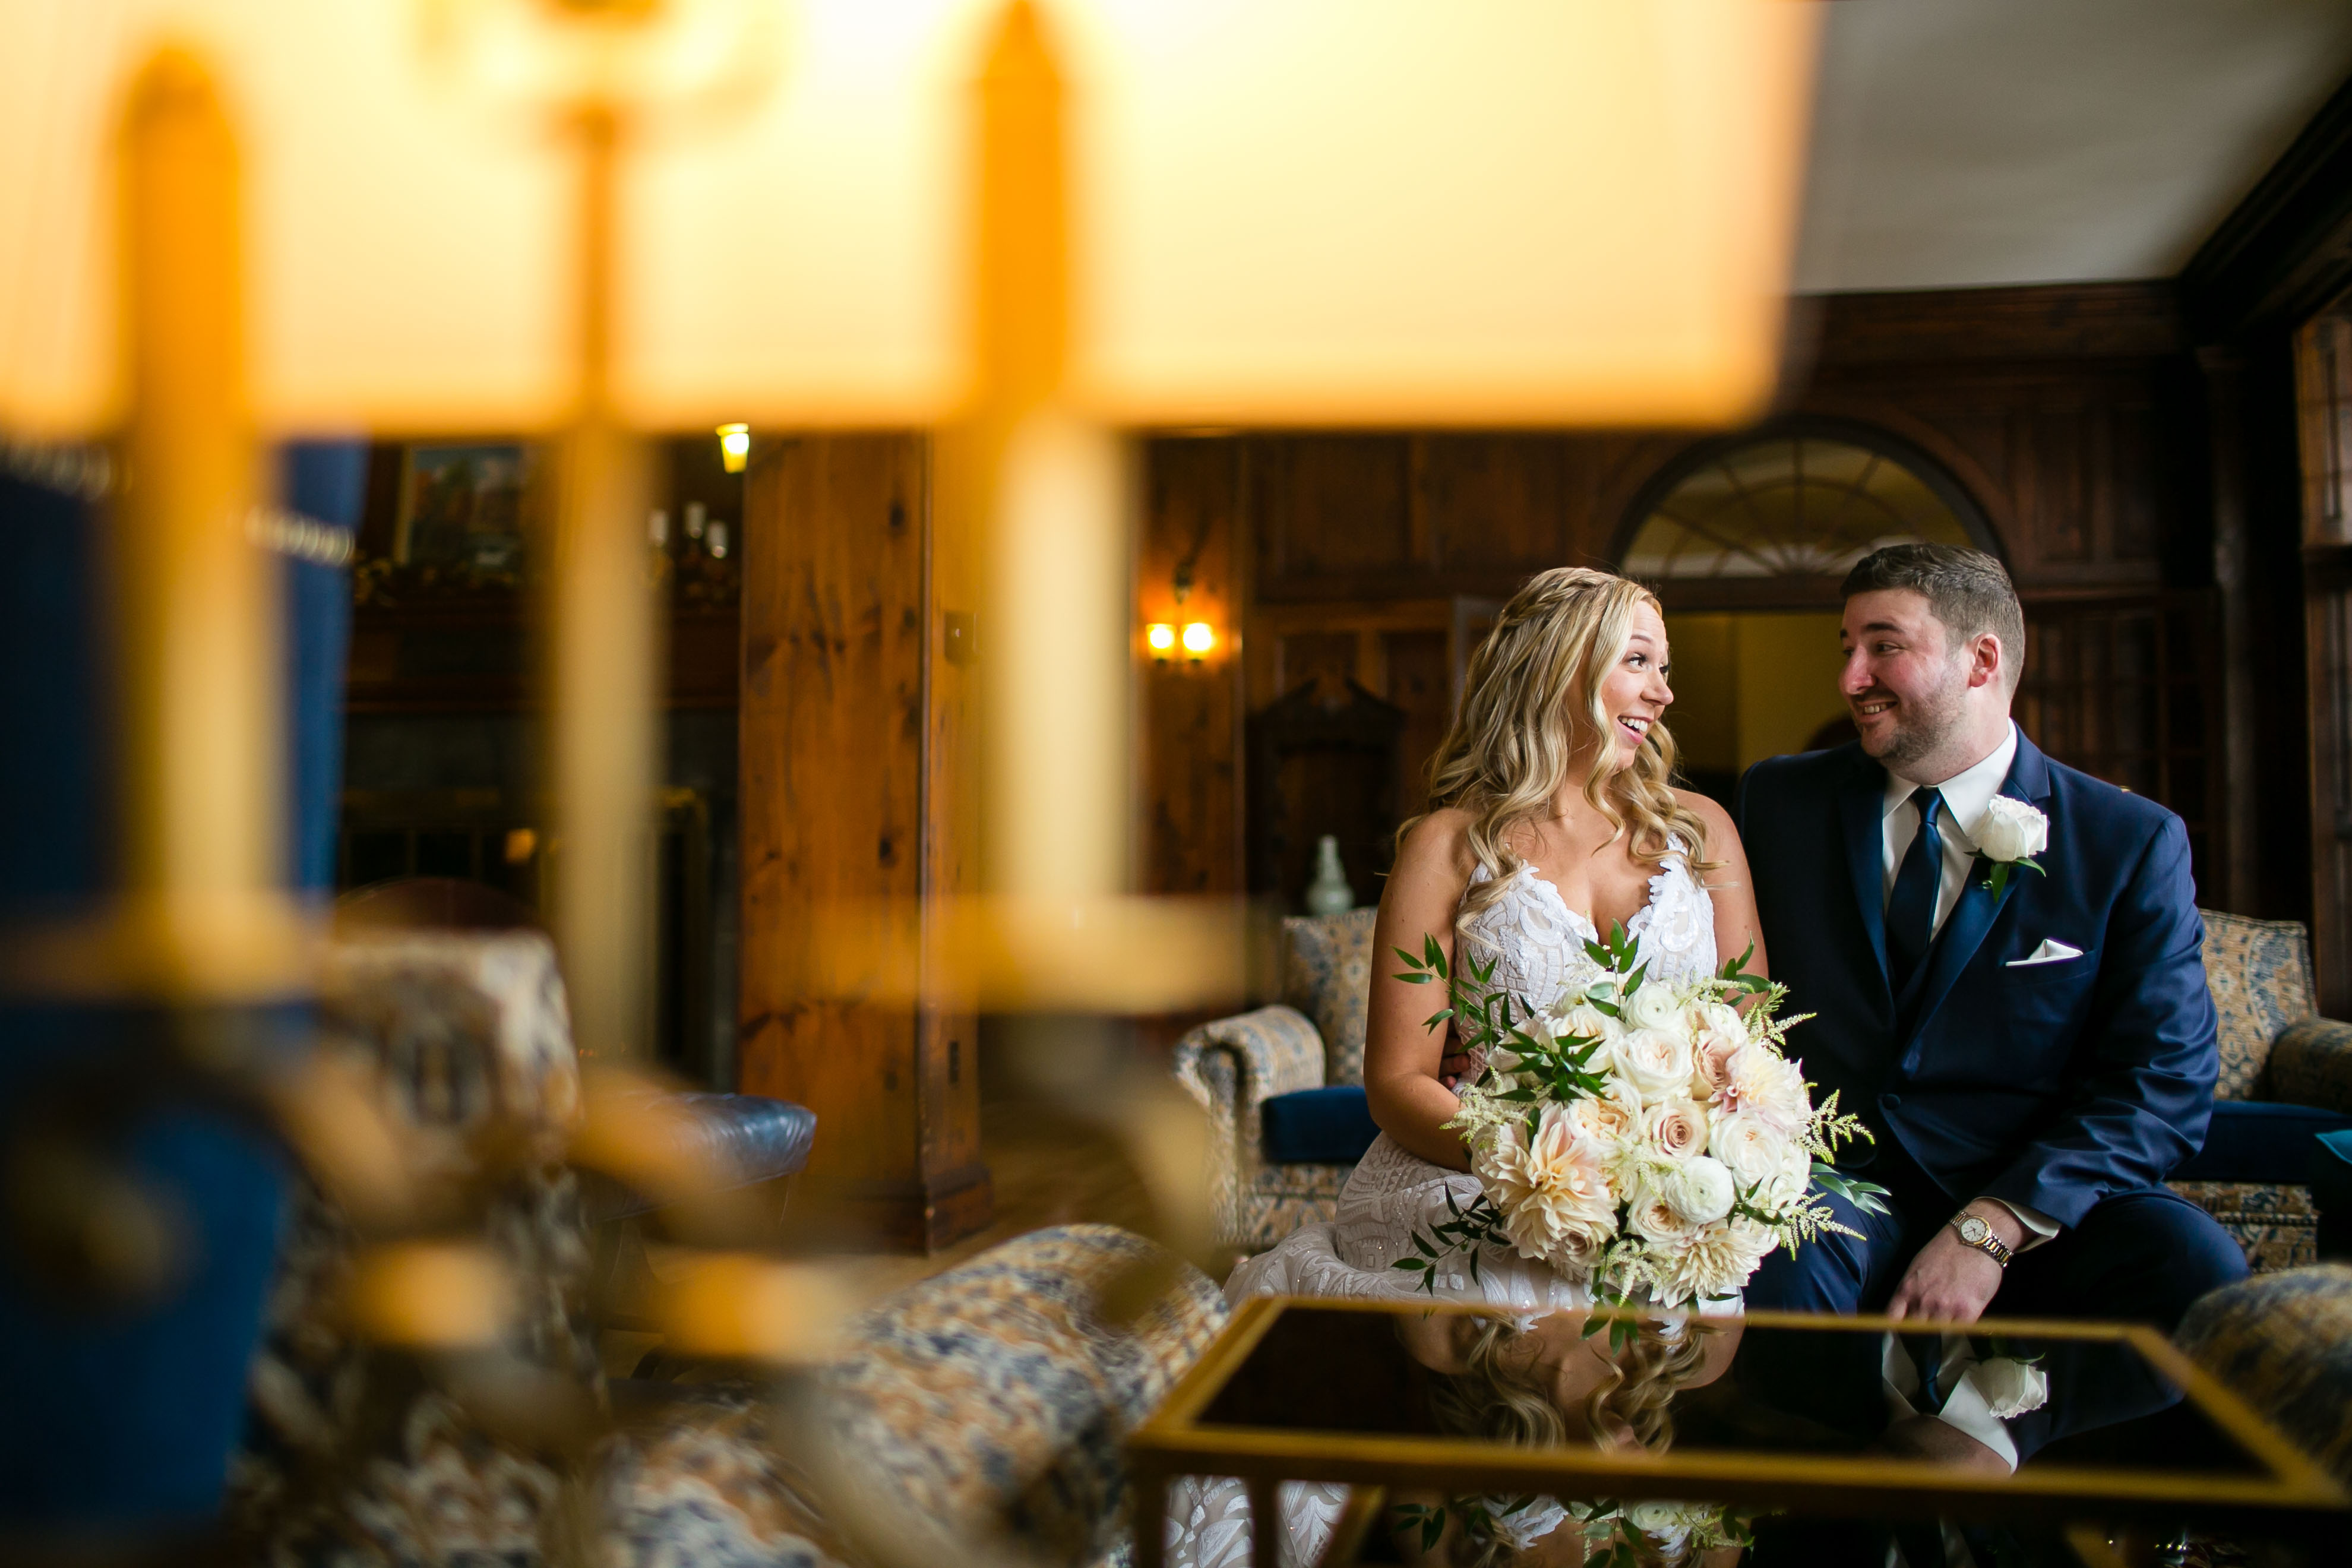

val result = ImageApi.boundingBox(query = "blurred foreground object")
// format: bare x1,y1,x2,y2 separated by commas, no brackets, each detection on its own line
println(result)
3,0,1819,435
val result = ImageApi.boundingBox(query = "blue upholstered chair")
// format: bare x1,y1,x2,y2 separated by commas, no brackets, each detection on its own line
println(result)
2169,911,2352,1272
1171,909,1380,1256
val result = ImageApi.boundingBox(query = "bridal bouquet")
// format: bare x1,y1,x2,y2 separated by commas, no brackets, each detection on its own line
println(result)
1393,927,1884,1311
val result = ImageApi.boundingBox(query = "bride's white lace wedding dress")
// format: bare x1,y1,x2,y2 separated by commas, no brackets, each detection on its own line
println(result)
1160,841,1721,1568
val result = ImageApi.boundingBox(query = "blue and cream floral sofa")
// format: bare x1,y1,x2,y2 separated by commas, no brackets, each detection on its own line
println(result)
1172,906,2352,1272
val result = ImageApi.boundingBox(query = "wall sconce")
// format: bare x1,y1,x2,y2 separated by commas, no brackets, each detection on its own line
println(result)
1145,622,1176,659
716,422,750,474
1181,621,1215,659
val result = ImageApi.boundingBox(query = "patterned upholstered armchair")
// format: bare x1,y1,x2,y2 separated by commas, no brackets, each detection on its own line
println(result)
1172,909,1380,1256
2168,911,2352,1272
231,930,817,1563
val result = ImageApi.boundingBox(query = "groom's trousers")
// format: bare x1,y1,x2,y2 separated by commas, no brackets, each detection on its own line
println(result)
1744,1134,2247,1461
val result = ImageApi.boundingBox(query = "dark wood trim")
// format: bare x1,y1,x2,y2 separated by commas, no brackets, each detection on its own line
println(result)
1810,282,2186,365
2181,71,2352,341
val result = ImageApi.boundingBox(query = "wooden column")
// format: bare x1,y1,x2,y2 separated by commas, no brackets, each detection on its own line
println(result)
738,434,989,1250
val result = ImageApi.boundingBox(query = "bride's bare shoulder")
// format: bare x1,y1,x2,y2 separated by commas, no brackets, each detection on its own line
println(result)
1393,807,1478,880
1670,789,1740,848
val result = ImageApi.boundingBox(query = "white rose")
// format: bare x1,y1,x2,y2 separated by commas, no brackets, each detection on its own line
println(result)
1640,1099,1711,1162
1687,1000,1746,1041
1974,795,2048,864
1624,1501,1684,1532
1485,1047,1523,1074
1690,1027,1744,1100
1660,1155,1735,1224
1971,1357,2049,1419
1708,1111,1793,1196
1722,1043,1811,1132
1622,982,1683,1033
1612,1028,1696,1104
1625,1501,1690,1553
1554,1002,1618,1044
1774,1135,1815,1205
1629,1188,1701,1248
1566,1090,1639,1146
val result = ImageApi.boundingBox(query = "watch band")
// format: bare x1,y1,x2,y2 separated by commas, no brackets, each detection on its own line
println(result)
1949,1212,2015,1267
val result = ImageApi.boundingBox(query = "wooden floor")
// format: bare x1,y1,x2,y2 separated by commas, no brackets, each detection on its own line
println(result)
855,1095,1168,1294
600,1093,1171,1378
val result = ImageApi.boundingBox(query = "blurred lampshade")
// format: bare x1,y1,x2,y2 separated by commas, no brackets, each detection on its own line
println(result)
0,0,1818,438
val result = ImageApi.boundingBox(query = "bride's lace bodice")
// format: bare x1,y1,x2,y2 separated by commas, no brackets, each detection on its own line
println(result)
1227,836,1719,1305
1457,834,1718,1013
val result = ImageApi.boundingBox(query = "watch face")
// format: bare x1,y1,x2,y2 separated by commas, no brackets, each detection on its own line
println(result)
1958,1216,1989,1245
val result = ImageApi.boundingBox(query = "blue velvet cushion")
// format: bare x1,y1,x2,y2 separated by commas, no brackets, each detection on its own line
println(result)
2173,1100,2352,1185
1261,1086,1380,1165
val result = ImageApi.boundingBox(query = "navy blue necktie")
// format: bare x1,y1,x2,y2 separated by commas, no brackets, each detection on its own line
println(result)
1886,788,1946,992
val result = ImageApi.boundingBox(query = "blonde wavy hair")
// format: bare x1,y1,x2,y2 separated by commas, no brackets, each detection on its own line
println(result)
1414,1314,1716,1567
1411,567,1713,935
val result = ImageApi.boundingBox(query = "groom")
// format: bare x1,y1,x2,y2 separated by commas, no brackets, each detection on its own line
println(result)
1735,543,2245,1462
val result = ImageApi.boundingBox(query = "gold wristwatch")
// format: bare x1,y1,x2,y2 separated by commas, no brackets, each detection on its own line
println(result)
1950,1211,2015,1267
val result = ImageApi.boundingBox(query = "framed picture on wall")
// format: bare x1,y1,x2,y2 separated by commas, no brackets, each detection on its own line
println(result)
393,442,536,571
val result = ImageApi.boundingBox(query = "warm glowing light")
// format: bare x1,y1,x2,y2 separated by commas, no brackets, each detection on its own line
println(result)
716,421,750,473
1181,621,1213,656
1145,622,1175,654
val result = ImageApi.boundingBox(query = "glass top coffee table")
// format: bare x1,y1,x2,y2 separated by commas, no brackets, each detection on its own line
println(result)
1127,1298,2344,1568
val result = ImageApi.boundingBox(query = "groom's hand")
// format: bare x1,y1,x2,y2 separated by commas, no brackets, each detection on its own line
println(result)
1885,1202,2023,1324
1437,1049,1475,1089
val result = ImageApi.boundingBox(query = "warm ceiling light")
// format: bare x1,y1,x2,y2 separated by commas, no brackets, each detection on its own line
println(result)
1181,621,1214,657
1145,622,1175,655
716,422,750,473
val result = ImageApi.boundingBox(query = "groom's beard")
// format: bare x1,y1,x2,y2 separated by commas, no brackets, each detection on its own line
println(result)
1854,676,1965,771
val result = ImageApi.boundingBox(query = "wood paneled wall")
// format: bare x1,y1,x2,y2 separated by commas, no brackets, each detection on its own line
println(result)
737,434,988,1250
1139,283,2243,913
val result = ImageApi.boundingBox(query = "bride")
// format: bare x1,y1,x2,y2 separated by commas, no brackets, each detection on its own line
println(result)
1166,567,1768,1567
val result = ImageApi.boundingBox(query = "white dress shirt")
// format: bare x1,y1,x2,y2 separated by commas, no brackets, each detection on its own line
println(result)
1880,722,2018,937
1879,720,2057,1248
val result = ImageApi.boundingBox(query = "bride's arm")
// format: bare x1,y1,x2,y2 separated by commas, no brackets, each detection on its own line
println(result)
1677,789,1768,981
1364,810,1479,1171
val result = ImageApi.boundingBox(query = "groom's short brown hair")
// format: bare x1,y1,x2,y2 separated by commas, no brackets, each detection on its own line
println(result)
1841,543,2024,687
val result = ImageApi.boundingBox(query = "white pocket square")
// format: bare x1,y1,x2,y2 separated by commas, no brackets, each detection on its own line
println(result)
2006,939,2084,968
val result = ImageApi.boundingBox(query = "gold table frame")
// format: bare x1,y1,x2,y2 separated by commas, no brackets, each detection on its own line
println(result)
1127,1298,2347,1568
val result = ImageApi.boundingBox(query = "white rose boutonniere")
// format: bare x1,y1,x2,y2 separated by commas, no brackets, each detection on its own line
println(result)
1970,1357,2049,1419
1972,794,2048,898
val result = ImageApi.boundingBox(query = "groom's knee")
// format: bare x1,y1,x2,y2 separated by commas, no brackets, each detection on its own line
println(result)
2023,1188,2248,1330
1747,1222,1872,1313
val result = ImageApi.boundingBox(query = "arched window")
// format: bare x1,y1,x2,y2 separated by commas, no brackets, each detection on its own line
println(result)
1620,428,1989,582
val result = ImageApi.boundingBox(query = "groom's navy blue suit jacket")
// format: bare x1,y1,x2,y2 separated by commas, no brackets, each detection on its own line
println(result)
1734,732,2217,1229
